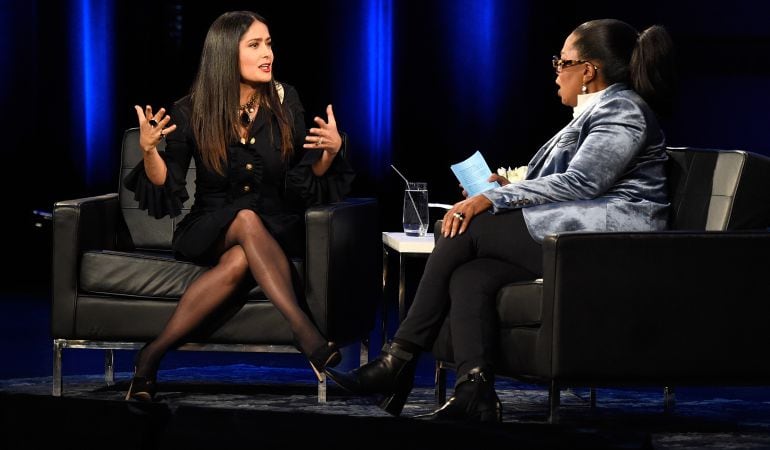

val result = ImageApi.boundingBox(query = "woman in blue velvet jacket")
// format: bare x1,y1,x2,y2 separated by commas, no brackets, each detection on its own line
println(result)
327,19,676,422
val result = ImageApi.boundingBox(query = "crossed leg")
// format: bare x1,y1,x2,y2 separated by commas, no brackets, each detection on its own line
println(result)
134,244,250,378
222,209,326,356
135,209,326,379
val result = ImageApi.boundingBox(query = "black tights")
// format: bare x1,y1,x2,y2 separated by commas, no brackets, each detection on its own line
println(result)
135,210,324,378
394,209,542,378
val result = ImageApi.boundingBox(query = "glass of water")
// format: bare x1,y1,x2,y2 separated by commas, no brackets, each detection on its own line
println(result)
403,182,428,236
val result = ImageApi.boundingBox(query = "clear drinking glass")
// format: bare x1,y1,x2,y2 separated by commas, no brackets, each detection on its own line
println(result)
403,181,429,236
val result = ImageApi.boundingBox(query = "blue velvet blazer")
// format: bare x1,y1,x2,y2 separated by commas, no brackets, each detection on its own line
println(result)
483,83,669,242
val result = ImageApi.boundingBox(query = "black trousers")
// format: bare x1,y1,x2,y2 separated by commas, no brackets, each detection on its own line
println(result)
394,209,542,378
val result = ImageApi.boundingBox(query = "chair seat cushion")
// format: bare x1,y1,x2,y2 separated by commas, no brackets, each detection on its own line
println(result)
79,250,303,301
497,279,543,327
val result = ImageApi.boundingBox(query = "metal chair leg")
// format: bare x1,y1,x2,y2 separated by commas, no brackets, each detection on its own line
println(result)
52,339,64,396
663,386,676,413
317,372,327,403
435,361,447,405
548,381,561,424
104,349,115,386
360,338,369,366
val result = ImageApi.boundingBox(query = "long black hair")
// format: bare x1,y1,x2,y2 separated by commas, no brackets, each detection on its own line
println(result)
189,11,293,175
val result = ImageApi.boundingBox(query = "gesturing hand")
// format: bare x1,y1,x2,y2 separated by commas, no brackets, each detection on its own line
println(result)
304,104,342,155
135,105,177,153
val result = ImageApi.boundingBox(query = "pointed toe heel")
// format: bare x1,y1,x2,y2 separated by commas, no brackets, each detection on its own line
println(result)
306,341,342,382
125,345,157,402
125,370,157,402
324,367,362,393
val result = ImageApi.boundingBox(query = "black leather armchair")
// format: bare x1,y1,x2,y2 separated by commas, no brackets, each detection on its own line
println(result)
431,147,770,421
52,128,380,401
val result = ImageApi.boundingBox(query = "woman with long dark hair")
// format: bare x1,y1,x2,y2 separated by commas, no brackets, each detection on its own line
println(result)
124,10,353,401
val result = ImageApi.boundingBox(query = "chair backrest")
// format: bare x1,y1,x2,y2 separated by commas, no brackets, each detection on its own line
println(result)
666,147,770,231
118,128,196,250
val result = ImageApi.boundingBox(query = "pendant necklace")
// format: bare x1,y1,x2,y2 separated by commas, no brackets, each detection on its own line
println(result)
239,91,259,127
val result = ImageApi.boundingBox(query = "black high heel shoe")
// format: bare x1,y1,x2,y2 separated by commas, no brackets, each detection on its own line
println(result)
125,344,157,402
325,341,418,416
304,341,342,382
415,367,502,423
125,372,157,402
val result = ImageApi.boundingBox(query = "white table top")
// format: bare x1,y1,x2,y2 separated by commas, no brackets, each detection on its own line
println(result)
382,232,435,254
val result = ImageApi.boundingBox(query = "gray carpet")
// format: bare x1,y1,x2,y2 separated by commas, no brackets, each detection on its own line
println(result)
3,364,770,449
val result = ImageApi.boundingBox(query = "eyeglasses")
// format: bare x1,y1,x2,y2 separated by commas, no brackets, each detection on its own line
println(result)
551,56,598,74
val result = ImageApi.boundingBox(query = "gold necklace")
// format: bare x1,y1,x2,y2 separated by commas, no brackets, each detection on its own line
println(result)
239,91,259,127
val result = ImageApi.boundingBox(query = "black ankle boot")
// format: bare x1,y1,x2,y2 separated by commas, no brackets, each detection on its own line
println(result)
326,341,418,416
416,367,502,423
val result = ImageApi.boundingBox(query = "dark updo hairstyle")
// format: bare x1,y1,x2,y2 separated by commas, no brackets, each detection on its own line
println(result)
572,19,676,115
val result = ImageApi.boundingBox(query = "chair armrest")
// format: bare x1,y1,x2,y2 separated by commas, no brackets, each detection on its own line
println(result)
538,230,770,384
304,198,380,343
52,193,120,338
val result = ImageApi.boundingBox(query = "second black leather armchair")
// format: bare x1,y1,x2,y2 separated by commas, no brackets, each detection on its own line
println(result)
432,147,770,421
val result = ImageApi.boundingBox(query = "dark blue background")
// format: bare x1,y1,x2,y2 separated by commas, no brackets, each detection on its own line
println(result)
2,0,769,378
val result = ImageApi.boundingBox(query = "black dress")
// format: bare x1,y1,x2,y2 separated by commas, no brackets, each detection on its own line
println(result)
124,83,354,265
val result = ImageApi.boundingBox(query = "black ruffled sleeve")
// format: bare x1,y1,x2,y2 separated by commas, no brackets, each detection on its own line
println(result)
123,153,189,219
123,98,193,219
286,148,355,207
281,83,355,207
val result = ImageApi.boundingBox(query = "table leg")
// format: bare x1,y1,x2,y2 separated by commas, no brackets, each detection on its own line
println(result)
382,245,389,347
399,253,407,323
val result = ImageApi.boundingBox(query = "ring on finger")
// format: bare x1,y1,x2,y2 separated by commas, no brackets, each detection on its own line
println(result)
453,212,465,221
148,119,158,128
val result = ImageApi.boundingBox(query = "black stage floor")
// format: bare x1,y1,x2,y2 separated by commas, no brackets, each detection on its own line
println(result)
3,364,770,449
3,295,770,449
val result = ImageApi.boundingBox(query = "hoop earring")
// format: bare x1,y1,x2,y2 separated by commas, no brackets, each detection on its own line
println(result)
581,84,587,94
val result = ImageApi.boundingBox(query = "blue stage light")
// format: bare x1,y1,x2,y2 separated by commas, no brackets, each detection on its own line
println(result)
364,0,393,176
70,0,114,187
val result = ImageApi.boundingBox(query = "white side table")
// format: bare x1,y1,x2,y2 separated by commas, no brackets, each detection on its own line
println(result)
381,232,435,344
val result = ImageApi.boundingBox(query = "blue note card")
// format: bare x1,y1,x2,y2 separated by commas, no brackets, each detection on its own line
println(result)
450,150,499,197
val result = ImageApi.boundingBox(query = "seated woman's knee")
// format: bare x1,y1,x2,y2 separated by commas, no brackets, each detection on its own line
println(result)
230,210,267,237
224,210,268,245
234,209,263,227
